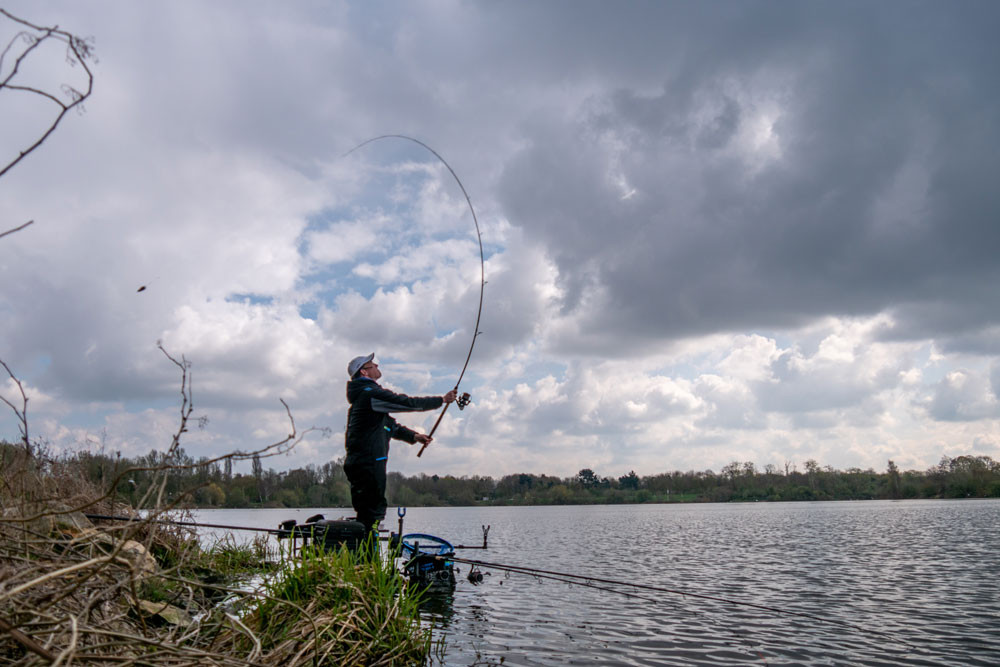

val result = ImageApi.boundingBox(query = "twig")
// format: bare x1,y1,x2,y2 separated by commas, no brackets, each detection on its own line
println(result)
0,614,57,661
225,613,262,663
0,219,34,240
49,613,79,667
0,8,95,180
0,358,30,457
0,555,115,602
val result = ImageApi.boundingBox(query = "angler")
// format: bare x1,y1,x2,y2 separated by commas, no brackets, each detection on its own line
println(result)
342,134,486,458
343,353,456,536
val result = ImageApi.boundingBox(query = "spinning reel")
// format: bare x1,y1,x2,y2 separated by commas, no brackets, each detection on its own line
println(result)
456,392,472,410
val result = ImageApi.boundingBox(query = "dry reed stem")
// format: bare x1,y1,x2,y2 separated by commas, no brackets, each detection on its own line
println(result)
1,341,424,665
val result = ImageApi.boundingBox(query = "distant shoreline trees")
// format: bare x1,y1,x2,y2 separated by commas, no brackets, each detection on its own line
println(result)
4,441,997,509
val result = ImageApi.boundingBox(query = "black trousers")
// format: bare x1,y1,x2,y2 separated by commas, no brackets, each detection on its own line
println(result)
343,459,387,534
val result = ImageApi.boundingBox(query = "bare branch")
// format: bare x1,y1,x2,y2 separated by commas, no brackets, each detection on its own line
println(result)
0,358,30,457
0,615,56,661
0,8,96,180
0,219,34,240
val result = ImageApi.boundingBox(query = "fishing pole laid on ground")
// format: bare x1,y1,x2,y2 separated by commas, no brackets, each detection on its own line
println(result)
342,135,485,457
85,513,286,534
83,513,390,539
83,513,490,548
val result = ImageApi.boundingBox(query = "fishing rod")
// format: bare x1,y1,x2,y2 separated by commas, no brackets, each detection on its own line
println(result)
83,513,489,548
85,513,284,534
342,135,485,457
83,513,391,538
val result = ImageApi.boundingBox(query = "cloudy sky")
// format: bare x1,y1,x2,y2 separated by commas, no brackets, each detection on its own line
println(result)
2,1,998,479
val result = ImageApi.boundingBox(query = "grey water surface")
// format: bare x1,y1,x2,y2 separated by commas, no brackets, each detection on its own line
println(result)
195,500,1000,666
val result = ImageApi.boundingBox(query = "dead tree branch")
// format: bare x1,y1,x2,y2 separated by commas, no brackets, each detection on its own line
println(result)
0,219,33,240
0,8,95,180
0,344,328,666
0,8,95,240
0,358,30,457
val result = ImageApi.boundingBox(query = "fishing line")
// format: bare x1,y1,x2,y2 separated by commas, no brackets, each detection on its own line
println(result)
462,557,774,661
449,555,774,663
498,567,660,604
341,135,486,454
445,554,930,657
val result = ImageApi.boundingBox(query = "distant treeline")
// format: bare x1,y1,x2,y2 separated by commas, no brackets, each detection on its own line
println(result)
5,440,998,508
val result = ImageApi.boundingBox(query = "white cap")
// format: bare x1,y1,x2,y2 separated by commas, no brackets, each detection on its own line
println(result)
348,353,375,377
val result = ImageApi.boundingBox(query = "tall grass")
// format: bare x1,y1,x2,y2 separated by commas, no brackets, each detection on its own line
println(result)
223,537,434,666
1,443,435,665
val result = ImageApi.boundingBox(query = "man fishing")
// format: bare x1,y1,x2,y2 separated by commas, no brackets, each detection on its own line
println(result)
344,353,456,535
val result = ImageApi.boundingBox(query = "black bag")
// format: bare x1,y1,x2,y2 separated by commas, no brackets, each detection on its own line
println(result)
309,519,367,552
279,517,367,552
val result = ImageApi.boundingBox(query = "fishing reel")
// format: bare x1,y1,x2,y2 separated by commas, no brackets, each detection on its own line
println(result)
467,564,490,585
456,392,472,410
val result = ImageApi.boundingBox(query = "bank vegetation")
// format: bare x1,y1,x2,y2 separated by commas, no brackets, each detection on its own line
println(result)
22,443,1000,509
0,442,433,665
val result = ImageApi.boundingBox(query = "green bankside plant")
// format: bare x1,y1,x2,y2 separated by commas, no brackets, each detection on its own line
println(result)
221,539,433,666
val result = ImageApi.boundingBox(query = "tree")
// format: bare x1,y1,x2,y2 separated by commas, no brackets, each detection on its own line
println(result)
576,468,599,488
886,460,901,499
195,482,225,506
804,459,821,490
721,461,742,488
252,454,263,502
618,471,640,490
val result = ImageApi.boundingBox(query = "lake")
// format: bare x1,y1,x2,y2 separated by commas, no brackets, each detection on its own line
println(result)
194,499,1000,666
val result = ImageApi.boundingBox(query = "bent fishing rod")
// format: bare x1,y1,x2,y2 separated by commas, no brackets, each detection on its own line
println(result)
342,135,485,457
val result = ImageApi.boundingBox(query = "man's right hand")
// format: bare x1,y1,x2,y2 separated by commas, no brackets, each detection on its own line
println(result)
443,389,458,404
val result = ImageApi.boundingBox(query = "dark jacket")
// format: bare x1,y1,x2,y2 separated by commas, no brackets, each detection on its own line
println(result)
344,377,443,466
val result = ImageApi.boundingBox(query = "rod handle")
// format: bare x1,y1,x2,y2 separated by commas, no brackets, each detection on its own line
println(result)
417,401,451,457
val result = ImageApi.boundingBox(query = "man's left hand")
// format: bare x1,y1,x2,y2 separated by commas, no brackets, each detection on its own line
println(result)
414,434,432,445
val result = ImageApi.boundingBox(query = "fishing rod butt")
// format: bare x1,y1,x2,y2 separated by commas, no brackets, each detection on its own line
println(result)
418,392,456,457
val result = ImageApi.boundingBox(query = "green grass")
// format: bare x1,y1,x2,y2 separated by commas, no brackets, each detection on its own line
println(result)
196,533,275,575
221,537,434,666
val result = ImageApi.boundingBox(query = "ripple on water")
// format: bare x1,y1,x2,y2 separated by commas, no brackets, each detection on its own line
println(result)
195,502,1000,666
403,501,1000,666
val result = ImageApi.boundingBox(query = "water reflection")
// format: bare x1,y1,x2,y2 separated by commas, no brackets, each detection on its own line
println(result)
419,586,457,627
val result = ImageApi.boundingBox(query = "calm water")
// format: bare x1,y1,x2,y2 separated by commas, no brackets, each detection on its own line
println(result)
194,500,1000,666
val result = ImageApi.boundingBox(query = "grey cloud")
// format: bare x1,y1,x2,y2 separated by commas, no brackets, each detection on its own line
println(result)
883,300,1000,356
697,97,741,150
497,2,1000,353
4,1,999,473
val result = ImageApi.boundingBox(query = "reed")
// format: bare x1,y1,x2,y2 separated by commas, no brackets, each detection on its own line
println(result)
222,538,434,666
0,445,435,665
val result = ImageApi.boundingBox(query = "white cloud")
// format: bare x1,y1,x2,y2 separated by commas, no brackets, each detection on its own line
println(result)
306,219,384,265
922,369,1000,422
1,1,999,481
